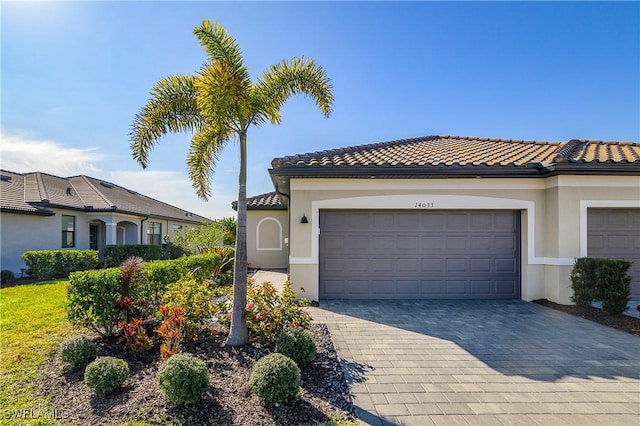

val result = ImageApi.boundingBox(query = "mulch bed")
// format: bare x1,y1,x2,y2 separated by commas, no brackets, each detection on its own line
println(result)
37,324,354,425
532,299,640,336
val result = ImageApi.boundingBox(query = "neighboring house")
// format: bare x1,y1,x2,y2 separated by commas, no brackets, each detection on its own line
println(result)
0,170,210,274
239,135,640,304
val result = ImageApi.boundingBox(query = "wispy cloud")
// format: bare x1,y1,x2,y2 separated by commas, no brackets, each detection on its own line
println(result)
0,130,236,219
0,130,105,176
109,170,236,219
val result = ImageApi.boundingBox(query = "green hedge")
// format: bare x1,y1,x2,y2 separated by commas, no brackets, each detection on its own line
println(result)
104,243,186,267
570,257,633,315
22,250,100,279
67,251,234,335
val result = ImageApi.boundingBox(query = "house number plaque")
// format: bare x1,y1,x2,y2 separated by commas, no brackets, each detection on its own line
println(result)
414,202,434,208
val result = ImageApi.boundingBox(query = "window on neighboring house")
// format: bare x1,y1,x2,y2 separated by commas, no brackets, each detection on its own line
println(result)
146,222,162,245
62,215,75,248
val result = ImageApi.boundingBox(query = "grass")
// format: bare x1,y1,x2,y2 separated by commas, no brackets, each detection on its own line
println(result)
0,280,74,425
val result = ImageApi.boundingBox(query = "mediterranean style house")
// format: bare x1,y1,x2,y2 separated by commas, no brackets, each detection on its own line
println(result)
239,135,640,305
0,170,210,274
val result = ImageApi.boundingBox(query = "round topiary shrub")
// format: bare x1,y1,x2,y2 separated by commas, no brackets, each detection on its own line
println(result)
84,357,129,396
157,353,209,404
275,327,316,367
59,335,97,370
249,353,300,403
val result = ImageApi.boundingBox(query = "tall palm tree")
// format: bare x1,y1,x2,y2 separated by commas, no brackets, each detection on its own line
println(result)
130,20,333,346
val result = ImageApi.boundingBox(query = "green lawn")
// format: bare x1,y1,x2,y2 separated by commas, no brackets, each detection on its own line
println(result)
0,280,74,425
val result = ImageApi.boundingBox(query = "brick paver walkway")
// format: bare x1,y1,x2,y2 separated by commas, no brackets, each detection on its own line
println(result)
309,300,640,426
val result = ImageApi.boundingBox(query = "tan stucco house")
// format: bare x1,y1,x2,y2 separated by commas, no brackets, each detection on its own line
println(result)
0,170,210,275
240,135,639,305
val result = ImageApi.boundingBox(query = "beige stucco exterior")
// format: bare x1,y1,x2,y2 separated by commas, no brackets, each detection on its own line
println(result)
268,175,640,304
246,210,289,269
0,209,206,275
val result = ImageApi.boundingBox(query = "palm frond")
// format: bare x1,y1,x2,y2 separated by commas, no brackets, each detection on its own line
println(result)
130,74,202,168
193,20,251,89
252,57,334,125
186,125,233,200
195,62,251,131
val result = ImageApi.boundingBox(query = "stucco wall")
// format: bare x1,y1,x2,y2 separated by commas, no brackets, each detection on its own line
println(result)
246,210,289,269
286,175,640,304
1,209,208,275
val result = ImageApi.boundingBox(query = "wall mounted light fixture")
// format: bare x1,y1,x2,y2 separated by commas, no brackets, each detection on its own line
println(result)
300,214,309,224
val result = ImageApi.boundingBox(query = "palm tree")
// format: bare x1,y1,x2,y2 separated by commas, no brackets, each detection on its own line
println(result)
129,20,333,346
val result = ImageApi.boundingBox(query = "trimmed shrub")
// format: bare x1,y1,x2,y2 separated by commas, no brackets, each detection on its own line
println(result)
1,269,15,284
67,268,122,336
104,244,163,267
59,335,96,370
250,353,300,403
570,257,633,315
157,354,209,404
84,357,129,396
276,328,316,367
22,250,100,279
596,259,632,315
570,257,600,308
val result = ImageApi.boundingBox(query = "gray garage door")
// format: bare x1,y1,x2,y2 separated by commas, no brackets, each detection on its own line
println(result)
319,210,521,299
587,208,640,300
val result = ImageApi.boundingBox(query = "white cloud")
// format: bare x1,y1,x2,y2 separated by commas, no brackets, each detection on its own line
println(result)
109,170,236,219
0,130,105,176
0,130,238,219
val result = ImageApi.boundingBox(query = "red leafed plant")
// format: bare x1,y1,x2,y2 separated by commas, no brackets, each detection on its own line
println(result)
157,305,185,360
118,317,153,354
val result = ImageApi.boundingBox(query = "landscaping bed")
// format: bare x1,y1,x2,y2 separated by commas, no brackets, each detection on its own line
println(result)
532,299,640,336
38,324,354,425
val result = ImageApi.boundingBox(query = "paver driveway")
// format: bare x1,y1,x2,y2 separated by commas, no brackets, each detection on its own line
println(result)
309,300,640,426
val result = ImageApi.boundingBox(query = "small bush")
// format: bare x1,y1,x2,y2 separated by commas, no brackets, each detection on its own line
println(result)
1,269,15,284
157,305,185,360
250,353,300,403
118,317,154,354
161,273,214,338
84,357,129,396
22,250,100,279
157,354,209,404
59,335,96,370
570,257,600,308
67,268,122,336
597,259,632,315
570,257,633,315
276,328,316,367
246,281,312,343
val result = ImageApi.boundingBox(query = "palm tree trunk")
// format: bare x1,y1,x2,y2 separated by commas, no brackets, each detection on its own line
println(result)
226,130,249,346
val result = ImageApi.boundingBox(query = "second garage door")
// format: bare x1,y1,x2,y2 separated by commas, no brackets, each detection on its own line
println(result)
319,210,521,299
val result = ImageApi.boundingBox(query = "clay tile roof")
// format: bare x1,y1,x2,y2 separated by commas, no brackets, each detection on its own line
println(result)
271,135,640,171
232,192,283,211
0,170,53,215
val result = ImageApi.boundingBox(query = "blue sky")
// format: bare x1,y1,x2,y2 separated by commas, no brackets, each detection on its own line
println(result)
2,1,638,219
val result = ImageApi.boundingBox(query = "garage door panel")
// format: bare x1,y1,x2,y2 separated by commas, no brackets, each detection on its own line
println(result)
445,280,467,295
319,210,521,299
398,258,420,272
422,258,444,272
471,280,491,296
495,258,517,273
446,236,467,250
471,258,491,273
587,209,640,299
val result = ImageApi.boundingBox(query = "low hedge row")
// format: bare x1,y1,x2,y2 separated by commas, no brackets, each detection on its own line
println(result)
67,250,234,336
22,250,100,279
570,257,633,315
103,244,186,267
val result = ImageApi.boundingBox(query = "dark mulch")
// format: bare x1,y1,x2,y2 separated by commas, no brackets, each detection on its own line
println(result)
532,299,640,336
37,324,354,425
